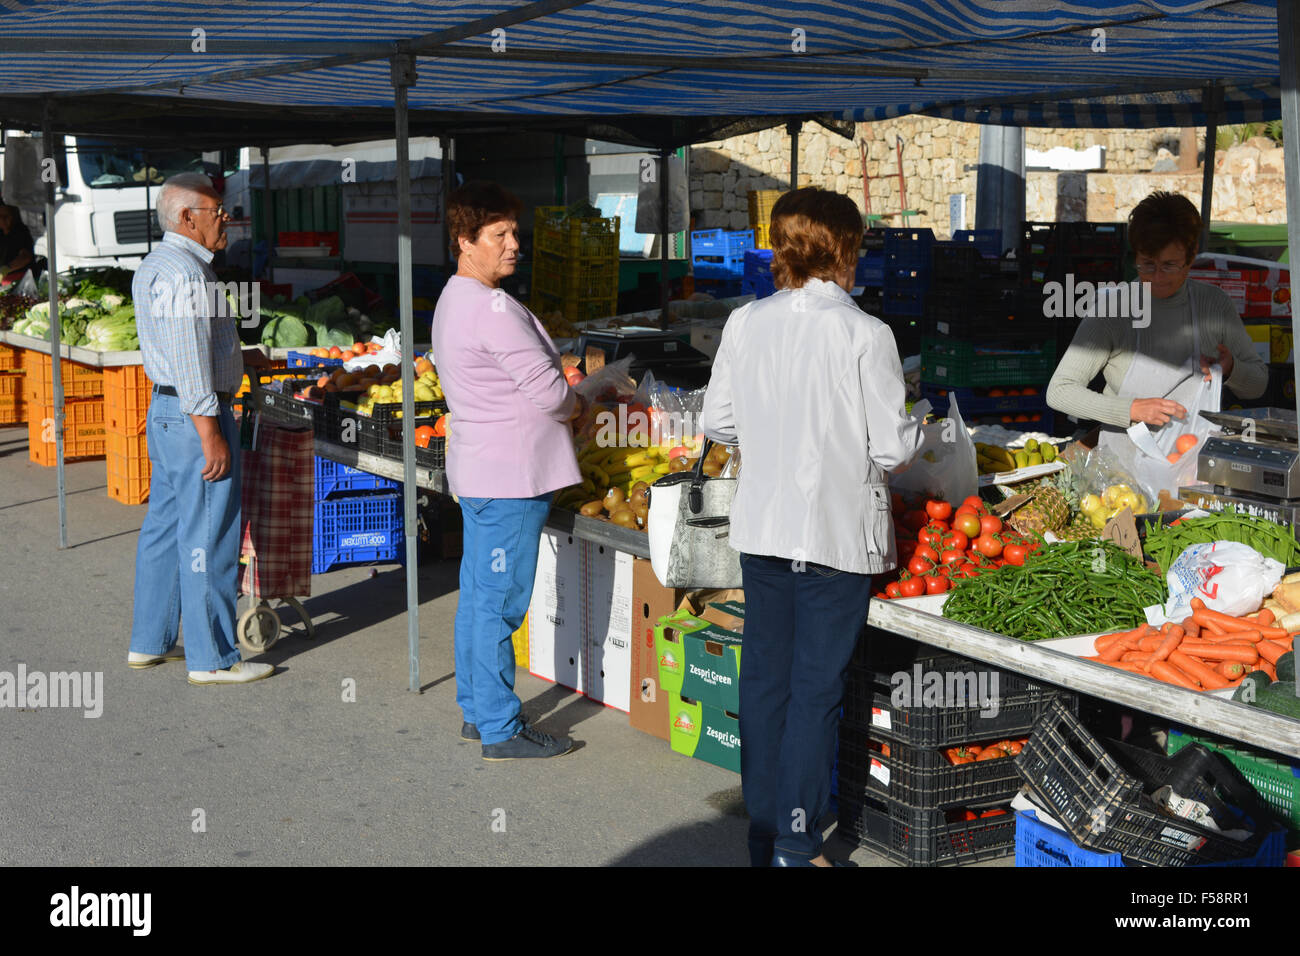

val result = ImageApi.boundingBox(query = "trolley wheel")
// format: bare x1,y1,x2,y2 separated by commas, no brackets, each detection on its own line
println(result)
237,603,281,654
279,596,315,639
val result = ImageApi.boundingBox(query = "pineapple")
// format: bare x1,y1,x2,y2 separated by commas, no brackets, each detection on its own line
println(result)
1057,511,1099,541
1009,484,1069,535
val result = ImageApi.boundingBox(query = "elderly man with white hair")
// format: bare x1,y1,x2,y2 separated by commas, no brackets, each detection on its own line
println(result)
127,172,273,685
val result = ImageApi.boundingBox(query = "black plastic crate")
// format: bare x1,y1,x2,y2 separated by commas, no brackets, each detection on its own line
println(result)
1015,699,1282,867
375,421,447,470
924,295,1054,343
250,368,319,430
837,725,1025,809
835,792,1017,866
929,242,1003,287
315,401,386,455
841,662,1075,749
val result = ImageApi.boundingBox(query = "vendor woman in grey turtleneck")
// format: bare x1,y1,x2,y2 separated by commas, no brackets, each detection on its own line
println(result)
1046,191,1267,430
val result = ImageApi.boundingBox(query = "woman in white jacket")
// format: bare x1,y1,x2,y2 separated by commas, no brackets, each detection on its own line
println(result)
701,188,924,867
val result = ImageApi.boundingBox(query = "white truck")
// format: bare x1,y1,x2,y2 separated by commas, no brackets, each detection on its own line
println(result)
0,131,239,270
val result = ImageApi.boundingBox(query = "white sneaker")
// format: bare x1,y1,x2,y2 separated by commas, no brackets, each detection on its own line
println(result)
187,661,275,685
128,649,186,669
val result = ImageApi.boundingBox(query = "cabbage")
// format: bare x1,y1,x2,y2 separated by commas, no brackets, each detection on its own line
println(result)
83,313,138,352
100,293,125,309
261,313,309,348
306,295,346,328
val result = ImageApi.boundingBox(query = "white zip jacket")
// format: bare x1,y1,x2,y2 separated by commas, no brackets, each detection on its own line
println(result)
699,278,924,575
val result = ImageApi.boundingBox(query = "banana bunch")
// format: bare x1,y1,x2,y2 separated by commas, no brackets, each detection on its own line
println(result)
554,439,719,515
975,442,1017,475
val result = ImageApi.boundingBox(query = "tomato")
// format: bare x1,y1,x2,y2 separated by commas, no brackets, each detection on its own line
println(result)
977,747,1005,761
925,499,953,521
903,509,929,532
963,810,980,821
1002,740,1024,755
897,538,918,558
908,555,934,577
980,809,1008,818
940,548,965,567
885,581,903,599
899,577,926,597
913,544,939,564
1003,544,1029,566
917,525,945,549
924,575,949,594
978,514,1003,535
951,512,982,538
946,746,979,764
962,495,985,513
941,530,969,553
974,533,1004,558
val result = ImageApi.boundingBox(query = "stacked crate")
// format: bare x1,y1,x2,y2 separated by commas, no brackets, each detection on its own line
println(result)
311,456,404,574
691,228,755,298
746,189,784,249
0,344,24,428
875,228,935,358
920,237,1054,429
835,628,1077,866
1019,221,1127,360
104,366,152,504
25,355,106,465
531,206,620,325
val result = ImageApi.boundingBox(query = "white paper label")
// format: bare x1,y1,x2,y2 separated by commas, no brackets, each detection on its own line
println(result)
869,758,890,787
870,707,892,731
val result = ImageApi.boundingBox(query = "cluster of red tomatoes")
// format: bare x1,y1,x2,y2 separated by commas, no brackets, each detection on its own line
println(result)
877,495,1040,599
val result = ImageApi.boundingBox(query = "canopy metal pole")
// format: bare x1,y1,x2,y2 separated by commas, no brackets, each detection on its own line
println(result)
391,54,420,693
143,148,152,254
1278,2,1300,423
788,121,799,187
41,102,67,549
262,145,274,282
1199,85,1223,252
659,146,669,329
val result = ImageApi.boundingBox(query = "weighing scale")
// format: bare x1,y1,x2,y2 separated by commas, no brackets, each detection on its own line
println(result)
1179,407,1300,534
575,326,713,389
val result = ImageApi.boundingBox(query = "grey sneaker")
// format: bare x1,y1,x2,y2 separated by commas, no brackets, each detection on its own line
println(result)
482,723,574,761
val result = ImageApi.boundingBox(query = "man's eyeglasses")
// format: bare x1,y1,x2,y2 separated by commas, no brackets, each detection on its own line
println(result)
1135,260,1189,275
188,205,228,219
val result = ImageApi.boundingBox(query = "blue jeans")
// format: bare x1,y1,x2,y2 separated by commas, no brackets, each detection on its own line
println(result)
739,552,873,862
130,393,242,672
455,493,552,745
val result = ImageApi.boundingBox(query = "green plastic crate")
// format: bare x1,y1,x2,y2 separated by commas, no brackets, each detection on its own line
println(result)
1167,728,1300,833
921,336,1057,387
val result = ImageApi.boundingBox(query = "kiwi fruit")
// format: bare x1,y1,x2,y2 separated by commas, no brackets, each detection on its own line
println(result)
603,487,626,512
702,461,723,478
610,509,638,529
579,500,604,517
668,457,691,473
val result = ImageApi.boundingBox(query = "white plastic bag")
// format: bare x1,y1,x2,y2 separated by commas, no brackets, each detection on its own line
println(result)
343,329,403,372
1162,540,1284,622
888,394,978,504
1098,369,1221,503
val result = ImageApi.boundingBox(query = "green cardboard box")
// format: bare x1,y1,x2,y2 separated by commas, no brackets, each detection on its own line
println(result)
668,692,741,774
679,618,743,714
654,609,697,697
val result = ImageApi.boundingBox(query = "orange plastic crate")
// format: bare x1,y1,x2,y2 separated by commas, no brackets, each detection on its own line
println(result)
0,372,25,426
104,365,152,435
24,354,103,403
0,344,22,371
107,431,150,505
27,397,107,465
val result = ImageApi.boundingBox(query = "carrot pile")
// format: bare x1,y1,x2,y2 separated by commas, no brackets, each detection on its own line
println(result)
1085,598,1295,691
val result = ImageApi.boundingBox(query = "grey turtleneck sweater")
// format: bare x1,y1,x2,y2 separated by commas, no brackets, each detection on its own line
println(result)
1046,280,1269,428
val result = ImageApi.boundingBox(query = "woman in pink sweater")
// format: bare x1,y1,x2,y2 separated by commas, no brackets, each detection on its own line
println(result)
430,181,584,761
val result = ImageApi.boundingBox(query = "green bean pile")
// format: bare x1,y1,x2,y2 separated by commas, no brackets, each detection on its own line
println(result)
1144,506,1300,574
941,541,1167,642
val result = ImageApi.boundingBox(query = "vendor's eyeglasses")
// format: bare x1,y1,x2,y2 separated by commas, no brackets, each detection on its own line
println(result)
188,204,228,219
1135,260,1189,275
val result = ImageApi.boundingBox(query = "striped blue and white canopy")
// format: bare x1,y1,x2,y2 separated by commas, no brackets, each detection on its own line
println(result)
0,0,1285,130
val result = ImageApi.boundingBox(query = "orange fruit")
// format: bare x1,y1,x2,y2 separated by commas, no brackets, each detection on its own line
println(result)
432,415,448,438
414,425,435,448
1167,451,1182,463
316,375,330,389
329,346,343,358
341,350,355,360
1175,433,1198,454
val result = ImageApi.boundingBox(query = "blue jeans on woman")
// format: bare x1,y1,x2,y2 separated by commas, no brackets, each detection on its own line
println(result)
739,552,873,865
130,393,243,672
455,493,553,745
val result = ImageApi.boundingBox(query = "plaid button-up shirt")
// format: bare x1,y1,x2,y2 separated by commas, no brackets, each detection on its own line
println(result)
133,232,243,416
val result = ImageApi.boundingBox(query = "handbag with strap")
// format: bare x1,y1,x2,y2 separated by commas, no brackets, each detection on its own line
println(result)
646,439,742,588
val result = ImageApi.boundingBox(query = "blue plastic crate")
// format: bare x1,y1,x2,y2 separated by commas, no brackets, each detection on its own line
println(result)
313,494,404,573
1015,809,1285,868
952,229,1002,258
314,456,399,499
920,384,1049,418
692,229,756,279
883,227,936,274
287,350,343,368
741,249,776,299
856,250,884,287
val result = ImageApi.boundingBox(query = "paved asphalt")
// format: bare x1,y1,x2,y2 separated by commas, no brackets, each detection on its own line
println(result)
0,423,1014,867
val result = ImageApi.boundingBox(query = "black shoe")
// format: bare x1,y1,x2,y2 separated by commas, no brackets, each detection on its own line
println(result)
460,722,480,741
482,723,575,761
771,849,851,867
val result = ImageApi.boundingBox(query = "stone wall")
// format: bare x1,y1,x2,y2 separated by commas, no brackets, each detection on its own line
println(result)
687,117,1281,238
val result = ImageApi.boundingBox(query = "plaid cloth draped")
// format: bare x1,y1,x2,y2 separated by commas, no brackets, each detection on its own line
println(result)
239,423,314,599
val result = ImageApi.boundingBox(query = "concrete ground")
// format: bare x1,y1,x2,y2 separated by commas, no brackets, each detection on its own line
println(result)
0,423,1014,867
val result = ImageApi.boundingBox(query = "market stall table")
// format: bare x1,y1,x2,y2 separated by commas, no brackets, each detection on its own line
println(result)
868,597,1300,760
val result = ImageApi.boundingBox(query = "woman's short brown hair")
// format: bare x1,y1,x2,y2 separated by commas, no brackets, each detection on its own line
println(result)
1128,191,1201,262
447,180,523,254
769,187,864,289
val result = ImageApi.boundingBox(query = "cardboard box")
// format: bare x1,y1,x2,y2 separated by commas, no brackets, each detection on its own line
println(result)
678,612,744,714
629,558,687,741
1188,264,1291,318
1244,324,1271,364
654,609,695,698
511,615,529,669
1271,325,1294,364
668,692,741,773
583,544,634,712
528,530,584,693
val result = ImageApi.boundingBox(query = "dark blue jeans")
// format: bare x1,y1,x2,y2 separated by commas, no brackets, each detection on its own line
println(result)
739,552,872,863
